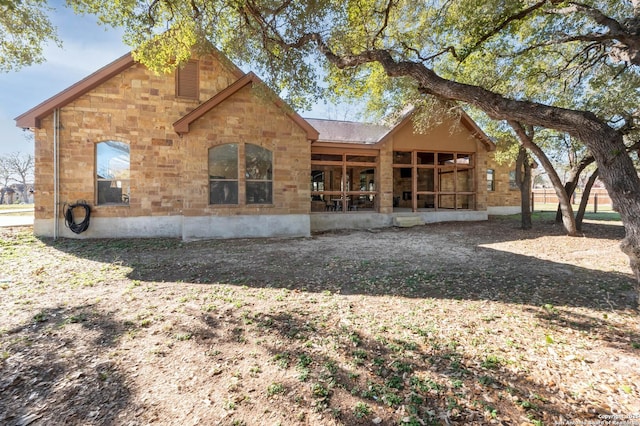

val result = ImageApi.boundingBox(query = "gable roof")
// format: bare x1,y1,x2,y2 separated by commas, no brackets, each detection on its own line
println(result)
173,72,319,141
15,49,246,129
15,52,135,129
305,118,390,144
377,109,495,151
307,110,495,151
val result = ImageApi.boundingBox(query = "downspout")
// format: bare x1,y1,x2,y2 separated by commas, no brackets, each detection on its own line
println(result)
53,109,60,240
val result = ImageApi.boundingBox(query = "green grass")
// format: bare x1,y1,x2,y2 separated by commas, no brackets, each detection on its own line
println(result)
530,203,618,218
498,209,620,222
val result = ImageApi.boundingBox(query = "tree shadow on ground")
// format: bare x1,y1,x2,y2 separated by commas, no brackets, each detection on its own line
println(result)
44,219,636,310
0,305,136,426
179,304,610,425
38,219,639,357
4,218,638,425
37,219,640,358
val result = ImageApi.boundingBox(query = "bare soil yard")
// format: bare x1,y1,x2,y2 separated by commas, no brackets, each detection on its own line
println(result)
0,217,638,425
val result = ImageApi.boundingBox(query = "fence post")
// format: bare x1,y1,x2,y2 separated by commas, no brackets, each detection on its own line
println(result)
531,190,534,212
594,194,598,214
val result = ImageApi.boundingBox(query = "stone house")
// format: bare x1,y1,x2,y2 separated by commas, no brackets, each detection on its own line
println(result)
15,49,519,239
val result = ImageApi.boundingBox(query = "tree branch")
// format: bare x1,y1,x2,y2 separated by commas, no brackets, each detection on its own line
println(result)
373,0,395,45
548,2,640,65
552,2,625,33
465,0,550,56
509,121,577,234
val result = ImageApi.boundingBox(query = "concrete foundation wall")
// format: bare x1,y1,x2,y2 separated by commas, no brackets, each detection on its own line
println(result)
311,211,488,232
487,206,521,215
311,213,393,232
418,210,488,223
34,214,310,240
34,216,183,239
182,214,310,240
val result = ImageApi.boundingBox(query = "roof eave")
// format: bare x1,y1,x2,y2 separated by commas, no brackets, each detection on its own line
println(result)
460,111,496,151
15,52,135,129
173,72,319,141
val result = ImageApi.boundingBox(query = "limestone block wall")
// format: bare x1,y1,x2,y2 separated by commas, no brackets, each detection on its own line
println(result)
486,154,521,209
378,138,394,214
474,144,489,211
32,53,310,237
181,84,310,217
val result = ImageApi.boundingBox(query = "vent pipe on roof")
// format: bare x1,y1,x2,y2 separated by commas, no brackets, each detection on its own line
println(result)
53,108,60,240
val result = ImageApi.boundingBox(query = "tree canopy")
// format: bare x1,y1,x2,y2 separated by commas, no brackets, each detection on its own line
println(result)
62,1,640,120
0,0,61,72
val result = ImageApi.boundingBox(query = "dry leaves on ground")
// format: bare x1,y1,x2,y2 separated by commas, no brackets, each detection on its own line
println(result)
0,217,639,425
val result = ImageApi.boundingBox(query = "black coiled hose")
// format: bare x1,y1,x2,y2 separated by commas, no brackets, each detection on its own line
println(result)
64,202,91,234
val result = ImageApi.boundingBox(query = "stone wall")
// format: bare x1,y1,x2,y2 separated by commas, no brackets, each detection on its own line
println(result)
486,154,521,212
33,52,311,238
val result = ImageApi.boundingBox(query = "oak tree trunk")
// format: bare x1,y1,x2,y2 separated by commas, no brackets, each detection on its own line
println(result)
575,169,599,231
509,122,577,235
555,155,595,224
515,146,532,229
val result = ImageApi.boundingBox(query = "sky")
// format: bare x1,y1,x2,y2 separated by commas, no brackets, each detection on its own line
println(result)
0,3,347,157
0,3,131,156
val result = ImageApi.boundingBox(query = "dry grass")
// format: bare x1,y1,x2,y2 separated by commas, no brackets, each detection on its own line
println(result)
0,204,34,210
0,217,638,426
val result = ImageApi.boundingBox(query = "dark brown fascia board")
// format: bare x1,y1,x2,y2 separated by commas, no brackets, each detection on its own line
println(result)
15,52,135,129
311,141,378,150
373,111,414,147
173,72,319,141
460,111,496,151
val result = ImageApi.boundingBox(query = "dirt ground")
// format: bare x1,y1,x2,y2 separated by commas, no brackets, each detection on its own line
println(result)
0,217,638,425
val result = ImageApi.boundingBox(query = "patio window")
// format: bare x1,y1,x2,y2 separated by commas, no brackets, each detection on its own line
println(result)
96,141,130,205
487,169,495,191
393,151,475,211
245,144,273,204
209,143,273,205
209,144,239,204
311,149,378,212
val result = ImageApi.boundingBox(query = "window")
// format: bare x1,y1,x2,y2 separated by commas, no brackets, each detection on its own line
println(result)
245,144,273,204
176,60,199,99
487,169,495,191
310,149,378,212
96,141,130,205
509,170,518,189
393,151,475,210
209,144,239,204
209,143,273,205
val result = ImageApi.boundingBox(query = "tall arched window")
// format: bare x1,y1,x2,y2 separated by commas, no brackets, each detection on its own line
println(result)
209,144,239,204
245,144,272,204
96,141,130,205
